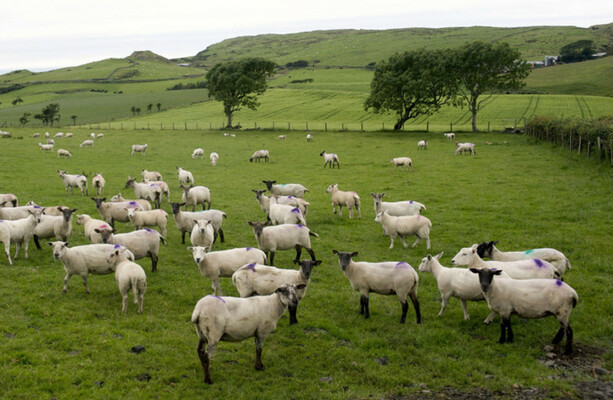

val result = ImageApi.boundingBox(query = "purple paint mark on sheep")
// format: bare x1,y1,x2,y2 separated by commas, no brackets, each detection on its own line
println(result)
246,263,256,270
395,262,409,268
208,295,226,303
33,205,42,209
245,247,253,251
556,280,563,287
534,259,545,268
296,224,304,228
291,208,300,213
113,244,121,249
129,201,139,206
409,200,414,204
145,228,153,233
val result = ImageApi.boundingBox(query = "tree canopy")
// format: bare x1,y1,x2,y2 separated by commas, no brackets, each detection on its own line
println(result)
206,58,276,128
33,103,60,127
560,40,596,63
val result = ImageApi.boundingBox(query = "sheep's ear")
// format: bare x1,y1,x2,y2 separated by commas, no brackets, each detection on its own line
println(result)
332,249,339,255
369,193,375,197
46,242,54,247
435,252,444,260
247,221,254,226
72,208,78,213
65,242,71,247
492,240,499,245
469,268,480,274
351,252,359,257
313,260,322,266
293,259,300,265
187,246,193,251
296,284,307,290
204,246,211,252
492,269,502,276
94,229,101,233
179,202,186,206
426,254,433,260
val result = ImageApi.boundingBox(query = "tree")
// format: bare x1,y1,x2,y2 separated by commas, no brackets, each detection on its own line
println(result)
560,40,596,63
206,57,276,128
19,112,31,127
70,115,78,125
33,103,60,127
135,107,141,116
147,103,153,112
156,103,161,111
130,106,137,116
451,41,531,132
364,49,457,130
12,97,23,106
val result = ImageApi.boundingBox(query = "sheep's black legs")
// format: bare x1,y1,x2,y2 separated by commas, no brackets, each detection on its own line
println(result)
564,325,573,355
150,253,158,272
552,327,565,344
254,337,265,371
499,318,514,343
218,228,225,243
410,293,421,324
197,339,212,384
288,305,298,324
360,295,370,319
400,301,408,324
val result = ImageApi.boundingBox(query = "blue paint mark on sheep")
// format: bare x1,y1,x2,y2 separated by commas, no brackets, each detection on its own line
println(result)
524,249,535,255
296,224,304,228
209,295,226,303
33,205,42,209
246,263,256,270
291,208,300,213
534,259,545,268
556,280,563,287
409,201,414,204
245,247,253,251
114,244,122,249
395,262,409,268
129,201,139,206
144,228,153,233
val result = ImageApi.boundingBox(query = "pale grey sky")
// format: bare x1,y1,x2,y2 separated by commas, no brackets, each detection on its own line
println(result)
1,0,611,73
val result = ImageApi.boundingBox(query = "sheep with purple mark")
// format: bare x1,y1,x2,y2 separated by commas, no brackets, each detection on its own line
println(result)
91,197,145,229
140,179,170,203
109,193,152,211
0,204,42,220
169,202,226,244
126,208,168,238
94,227,165,272
320,150,340,168
57,170,88,196
106,246,147,314
125,177,162,209
252,190,309,216
247,221,317,266
374,211,431,249
326,184,361,219
268,196,307,225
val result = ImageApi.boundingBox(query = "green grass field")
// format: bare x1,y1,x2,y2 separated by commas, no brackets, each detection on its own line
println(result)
0,128,611,399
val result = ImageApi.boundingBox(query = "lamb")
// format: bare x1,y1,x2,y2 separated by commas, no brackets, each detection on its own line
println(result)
209,152,219,166
320,150,340,168
455,142,476,155
106,247,147,313
191,148,204,159
370,193,426,217
57,170,88,196
390,157,414,171
0,209,42,265
326,184,361,219
443,132,455,141
470,267,578,354
76,214,111,243
306,133,313,142
417,252,502,323
131,144,148,155
109,193,152,210
374,211,431,249
247,221,317,266
0,193,18,207
262,180,308,198
125,177,162,208
451,245,559,280
57,149,72,158
91,197,144,228
126,208,168,238
252,190,309,217
33,207,77,249
277,135,286,140
476,241,571,277
417,140,428,150
181,185,211,211
332,250,421,323
94,227,165,272
92,173,106,196
169,202,226,244
177,167,195,186
79,139,94,147
268,197,307,226
190,220,214,248
141,179,170,203
188,245,267,296
47,241,134,293
192,283,303,384
39,143,54,152
250,150,269,163
141,169,162,181
232,259,320,324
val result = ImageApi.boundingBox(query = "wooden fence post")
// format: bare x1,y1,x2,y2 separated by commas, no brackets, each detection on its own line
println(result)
487,121,490,132
450,122,453,132
272,122,275,129
578,136,582,154
587,142,591,159
426,121,429,132
306,122,309,131
382,122,385,131
325,122,327,132
288,122,290,130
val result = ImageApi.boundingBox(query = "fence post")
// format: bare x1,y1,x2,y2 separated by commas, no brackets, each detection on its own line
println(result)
342,123,344,131
487,121,490,132
288,122,290,130
325,122,327,132
254,122,257,129
272,122,275,129
306,122,308,131
382,122,384,131
450,122,453,132
426,121,429,132
587,142,591,159
160,122,163,130
361,122,364,132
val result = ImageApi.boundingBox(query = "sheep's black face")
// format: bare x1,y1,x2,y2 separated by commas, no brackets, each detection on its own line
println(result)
276,284,300,307
333,251,357,271
295,259,321,280
476,242,493,258
470,268,501,293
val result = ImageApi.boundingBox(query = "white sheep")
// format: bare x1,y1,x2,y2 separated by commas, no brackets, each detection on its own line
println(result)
92,173,106,196
106,247,147,314
188,245,267,296
177,167,195,186
32,133,41,138
131,144,148,155
57,149,72,158
470,267,578,354
94,227,165,272
47,138,55,145
76,214,111,243
125,177,162,208
0,205,41,220
190,220,215,248
374,211,431,249
390,157,414,171
209,152,219,166
451,245,559,280
252,190,309,217
262,180,309,198
126,208,168,238
91,197,144,229
320,150,340,168
181,185,211,211
141,169,162,181
232,259,320,324
169,202,226,244
90,132,96,139
65,132,73,138
444,132,455,141
370,193,426,218
277,135,286,140
250,150,269,163
141,179,170,203
0,209,42,265
39,143,54,152
192,283,303,384
476,240,571,277
96,133,104,139
33,207,77,249
247,221,317,266
57,170,88,196
54,132,64,138
0,193,18,207
417,140,428,150
332,250,421,323
455,142,476,155
45,132,50,138
326,184,361,219
80,139,94,148
191,148,205,159
47,241,134,293
109,193,152,211
306,133,313,142
268,197,307,226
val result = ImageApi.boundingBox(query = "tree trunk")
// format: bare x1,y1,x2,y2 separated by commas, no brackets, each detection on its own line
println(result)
224,104,233,128
471,110,478,132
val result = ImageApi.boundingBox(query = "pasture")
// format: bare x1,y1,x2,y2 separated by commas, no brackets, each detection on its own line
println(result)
0,128,611,399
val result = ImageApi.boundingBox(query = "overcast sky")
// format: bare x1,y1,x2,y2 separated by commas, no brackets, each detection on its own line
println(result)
1,0,611,73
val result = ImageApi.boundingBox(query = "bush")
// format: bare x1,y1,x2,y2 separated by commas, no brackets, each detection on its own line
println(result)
285,60,309,69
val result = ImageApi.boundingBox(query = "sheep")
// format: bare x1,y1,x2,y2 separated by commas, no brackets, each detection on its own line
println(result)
0,193,18,207
325,184,361,219
57,149,72,158
232,259,320,324
126,208,168,238
32,133,41,138
92,173,106,196
191,220,215,248
65,132,73,138
79,139,94,147
390,157,414,171
141,169,162,181
181,185,211,211
470,267,578,354
277,135,286,140
96,133,104,139
57,170,88,196
47,138,55,145
24,202,68,217
476,240,571,277
369,193,426,218
45,132,50,138
90,132,96,139
417,252,501,323
94,227,165,272
332,250,421,323
455,142,476,155
91,197,145,229
141,179,170,203
76,214,110,243
209,152,219,166
268,197,307,226
250,150,269,163
32,207,77,249
417,140,428,150
444,132,455,141
374,211,431,249
192,283,303,384
191,148,204,159
306,133,313,142
262,180,308,198
0,209,42,265
177,167,195,186
131,144,148,155
47,241,134,293
39,143,54,152
451,244,559,280
106,247,147,314
109,193,152,210
188,246,267,296
54,132,64,138
0,204,42,220
169,202,226,244
320,150,340,168
125,177,162,209
252,190,309,217
247,221,317,266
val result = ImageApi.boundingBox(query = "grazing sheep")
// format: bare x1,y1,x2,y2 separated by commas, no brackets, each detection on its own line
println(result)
126,208,168,238
470,267,578,354
106,247,146,313
268,197,307,226
0,209,42,265
125,177,162,209
33,207,77,249
39,143,54,152
326,184,361,219
141,179,170,203
192,148,205,159
455,142,476,155
476,241,571,278
90,133,96,139
94,227,165,272
0,193,18,207
32,133,41,138
0,204,42,220
92,173,106,196
57,149,72,159
96,133,104,139
320,150,340,168
262,180,308,198
47,138,55,145
169,202,226,244
109,193,152,211
374,211,431,249
45,132,50,138
141,169,162,181
333,250,421,323
22,202,68,217
232,259,320,324
192,283,303,384
252,190,309,217
417,140,428,150
390,157,414,171
57,170,88,196
369,193,426,218
54,132,64,138
191,220,215,248
247,221,317,266
177,167,195,186
306,133,313,142
209,152,219,166
250,150,269,163
65,132,73,138
91,197,144,229
181,185,211,211
47,241,134,293
80,139,94,148
277,135,286,140
444,132,455,141
76,214,111,243
188,245,267,295
131,144,148,155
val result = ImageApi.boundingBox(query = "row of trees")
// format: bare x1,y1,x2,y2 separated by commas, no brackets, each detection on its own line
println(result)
130,103,161,116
